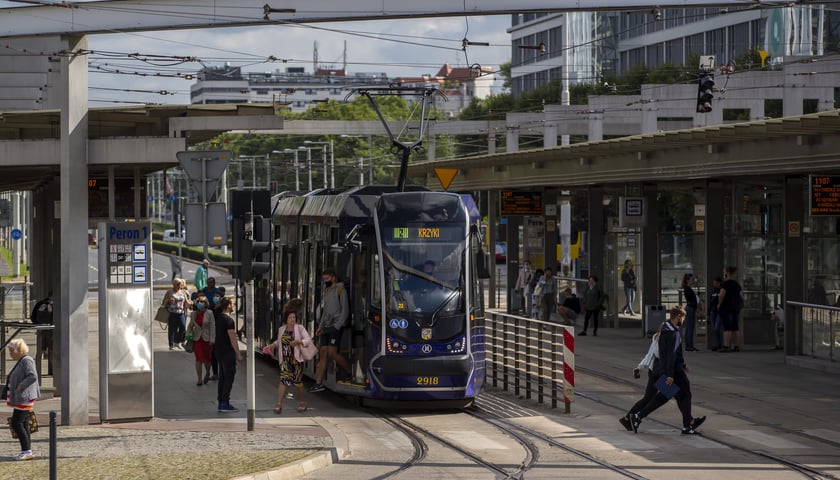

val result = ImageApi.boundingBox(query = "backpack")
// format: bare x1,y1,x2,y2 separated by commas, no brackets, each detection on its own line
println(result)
31,299,53,324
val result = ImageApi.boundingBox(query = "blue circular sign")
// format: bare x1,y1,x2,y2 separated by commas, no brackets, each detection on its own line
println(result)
389,319,400,329
10,228,22,240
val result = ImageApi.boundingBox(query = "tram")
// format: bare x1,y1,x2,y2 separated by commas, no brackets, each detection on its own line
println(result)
263,186,487,405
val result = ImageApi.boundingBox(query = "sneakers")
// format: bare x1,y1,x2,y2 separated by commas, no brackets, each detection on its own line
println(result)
15,450,34,461
630,413,642,434
218,403,239,413
309,383,325,393
619,415,633,431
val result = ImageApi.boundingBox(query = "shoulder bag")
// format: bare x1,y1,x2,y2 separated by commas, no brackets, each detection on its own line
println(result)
297,325,318,361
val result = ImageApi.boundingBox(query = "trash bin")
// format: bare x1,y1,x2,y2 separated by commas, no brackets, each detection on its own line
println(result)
644,304,665,336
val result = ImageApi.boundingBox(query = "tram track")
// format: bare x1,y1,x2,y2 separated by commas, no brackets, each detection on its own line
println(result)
574,365,840,480
367,407,538,479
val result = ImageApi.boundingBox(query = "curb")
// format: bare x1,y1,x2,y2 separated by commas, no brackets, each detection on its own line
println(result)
231,448,337,480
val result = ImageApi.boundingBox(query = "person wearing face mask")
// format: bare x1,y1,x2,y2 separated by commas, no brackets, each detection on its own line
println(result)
186,295,216,386
309,268,352,393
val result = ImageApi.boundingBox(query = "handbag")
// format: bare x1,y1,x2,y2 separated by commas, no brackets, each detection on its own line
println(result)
155,306,169,325
301,342,318,361
7,411,38,439
183,338,195,353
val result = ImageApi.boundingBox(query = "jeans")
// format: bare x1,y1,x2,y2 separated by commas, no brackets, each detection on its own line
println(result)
624,287,636,314
684,305,696,349
216,352,237,405
168,312,186,347
11,409,31,451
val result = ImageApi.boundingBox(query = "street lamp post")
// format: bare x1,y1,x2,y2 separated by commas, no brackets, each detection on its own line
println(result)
341,134,373,186
238,154,269,189
304,140,334,188
297,146,313,191
279,149,301,191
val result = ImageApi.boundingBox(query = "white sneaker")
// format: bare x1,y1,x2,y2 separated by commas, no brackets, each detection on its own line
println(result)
15,450,34,461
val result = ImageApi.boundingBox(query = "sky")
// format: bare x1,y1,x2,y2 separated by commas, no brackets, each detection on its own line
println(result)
78,16,513,106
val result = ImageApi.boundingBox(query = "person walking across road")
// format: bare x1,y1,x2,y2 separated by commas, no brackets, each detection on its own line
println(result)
214,296,242,412
263,308,311,414
169,253,182,282
580,275,606,336
682,273,699,351
621,260,637,315
629,306,707,435
186,295,215,386
310,268,352,393
619,322,664,431
4,339,40,461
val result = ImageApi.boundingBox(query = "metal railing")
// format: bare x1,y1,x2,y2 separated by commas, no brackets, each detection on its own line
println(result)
485,310,574,412
788,301,839,362
0,280,32,321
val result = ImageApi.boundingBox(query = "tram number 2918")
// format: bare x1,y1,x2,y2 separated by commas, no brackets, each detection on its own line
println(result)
416,376,439,386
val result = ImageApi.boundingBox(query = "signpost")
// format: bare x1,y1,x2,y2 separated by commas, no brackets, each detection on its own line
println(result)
177,151,231,247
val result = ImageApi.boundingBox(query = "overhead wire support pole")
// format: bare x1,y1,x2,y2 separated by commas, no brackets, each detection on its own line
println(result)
346,87,446,192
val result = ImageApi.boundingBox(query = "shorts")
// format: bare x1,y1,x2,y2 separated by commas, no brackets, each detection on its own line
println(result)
318,329,344,347
720,308,740,331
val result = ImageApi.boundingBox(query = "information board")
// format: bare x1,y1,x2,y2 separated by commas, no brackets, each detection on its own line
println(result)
500,191,542,215
106,222,151,288
810,175,840,216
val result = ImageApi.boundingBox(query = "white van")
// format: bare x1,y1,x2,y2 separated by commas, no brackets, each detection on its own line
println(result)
163,229,185,243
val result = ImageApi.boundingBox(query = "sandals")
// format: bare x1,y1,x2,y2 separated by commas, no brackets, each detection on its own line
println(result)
297,401,308,413
273,403,282,414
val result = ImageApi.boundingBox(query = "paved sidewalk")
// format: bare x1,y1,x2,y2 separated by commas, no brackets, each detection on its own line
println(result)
0,308,341,480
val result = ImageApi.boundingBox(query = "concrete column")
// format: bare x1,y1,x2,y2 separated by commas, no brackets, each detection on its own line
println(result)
134,166,142,219
588,112,604,142
704,181,725,348
641,184,660,332
107,165,115,219
641,105,658,134
542,190,558,272
784,176,806,354
587,186,605,281
58,34,90,426
505,129,519,153
543,125,558,149
506,216,522,314
487,135,496,155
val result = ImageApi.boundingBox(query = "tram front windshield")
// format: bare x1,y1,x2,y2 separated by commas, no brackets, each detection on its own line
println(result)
381,223,467,343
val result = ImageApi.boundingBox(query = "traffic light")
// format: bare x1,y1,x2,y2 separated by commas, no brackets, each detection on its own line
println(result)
240,215,271,282
697,71,715,113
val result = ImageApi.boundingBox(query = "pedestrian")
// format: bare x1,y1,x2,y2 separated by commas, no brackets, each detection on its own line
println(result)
201,277,222,308
717,266,743,352
527,268,543,319
263,308,311,414
629,306,707,435
4,339,40,461
186,294,216,386
540,267,557,323
514,260,533,313
194,259,209,292
556,287,582,326
169,253,182,282
682,273,699,351
309,268,353,393
707,277,723,351
30,290,54,379
580,275,606,336
214,295,242,412
619,322,664,431
772,304,785,350
162,278,191,350
621,259,637,315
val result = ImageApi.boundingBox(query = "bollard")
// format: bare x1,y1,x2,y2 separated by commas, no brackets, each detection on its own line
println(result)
49,411,56,480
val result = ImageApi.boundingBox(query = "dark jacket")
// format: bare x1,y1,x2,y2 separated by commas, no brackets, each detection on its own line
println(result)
654,321,684,378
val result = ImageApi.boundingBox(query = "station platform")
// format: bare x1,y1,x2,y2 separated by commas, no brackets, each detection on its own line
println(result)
1,309,838,479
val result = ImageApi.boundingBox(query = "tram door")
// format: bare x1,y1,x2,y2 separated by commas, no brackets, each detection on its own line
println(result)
606,227,642,327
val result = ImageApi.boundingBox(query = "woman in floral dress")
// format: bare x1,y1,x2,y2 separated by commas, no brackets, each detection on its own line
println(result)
263,309,312,414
